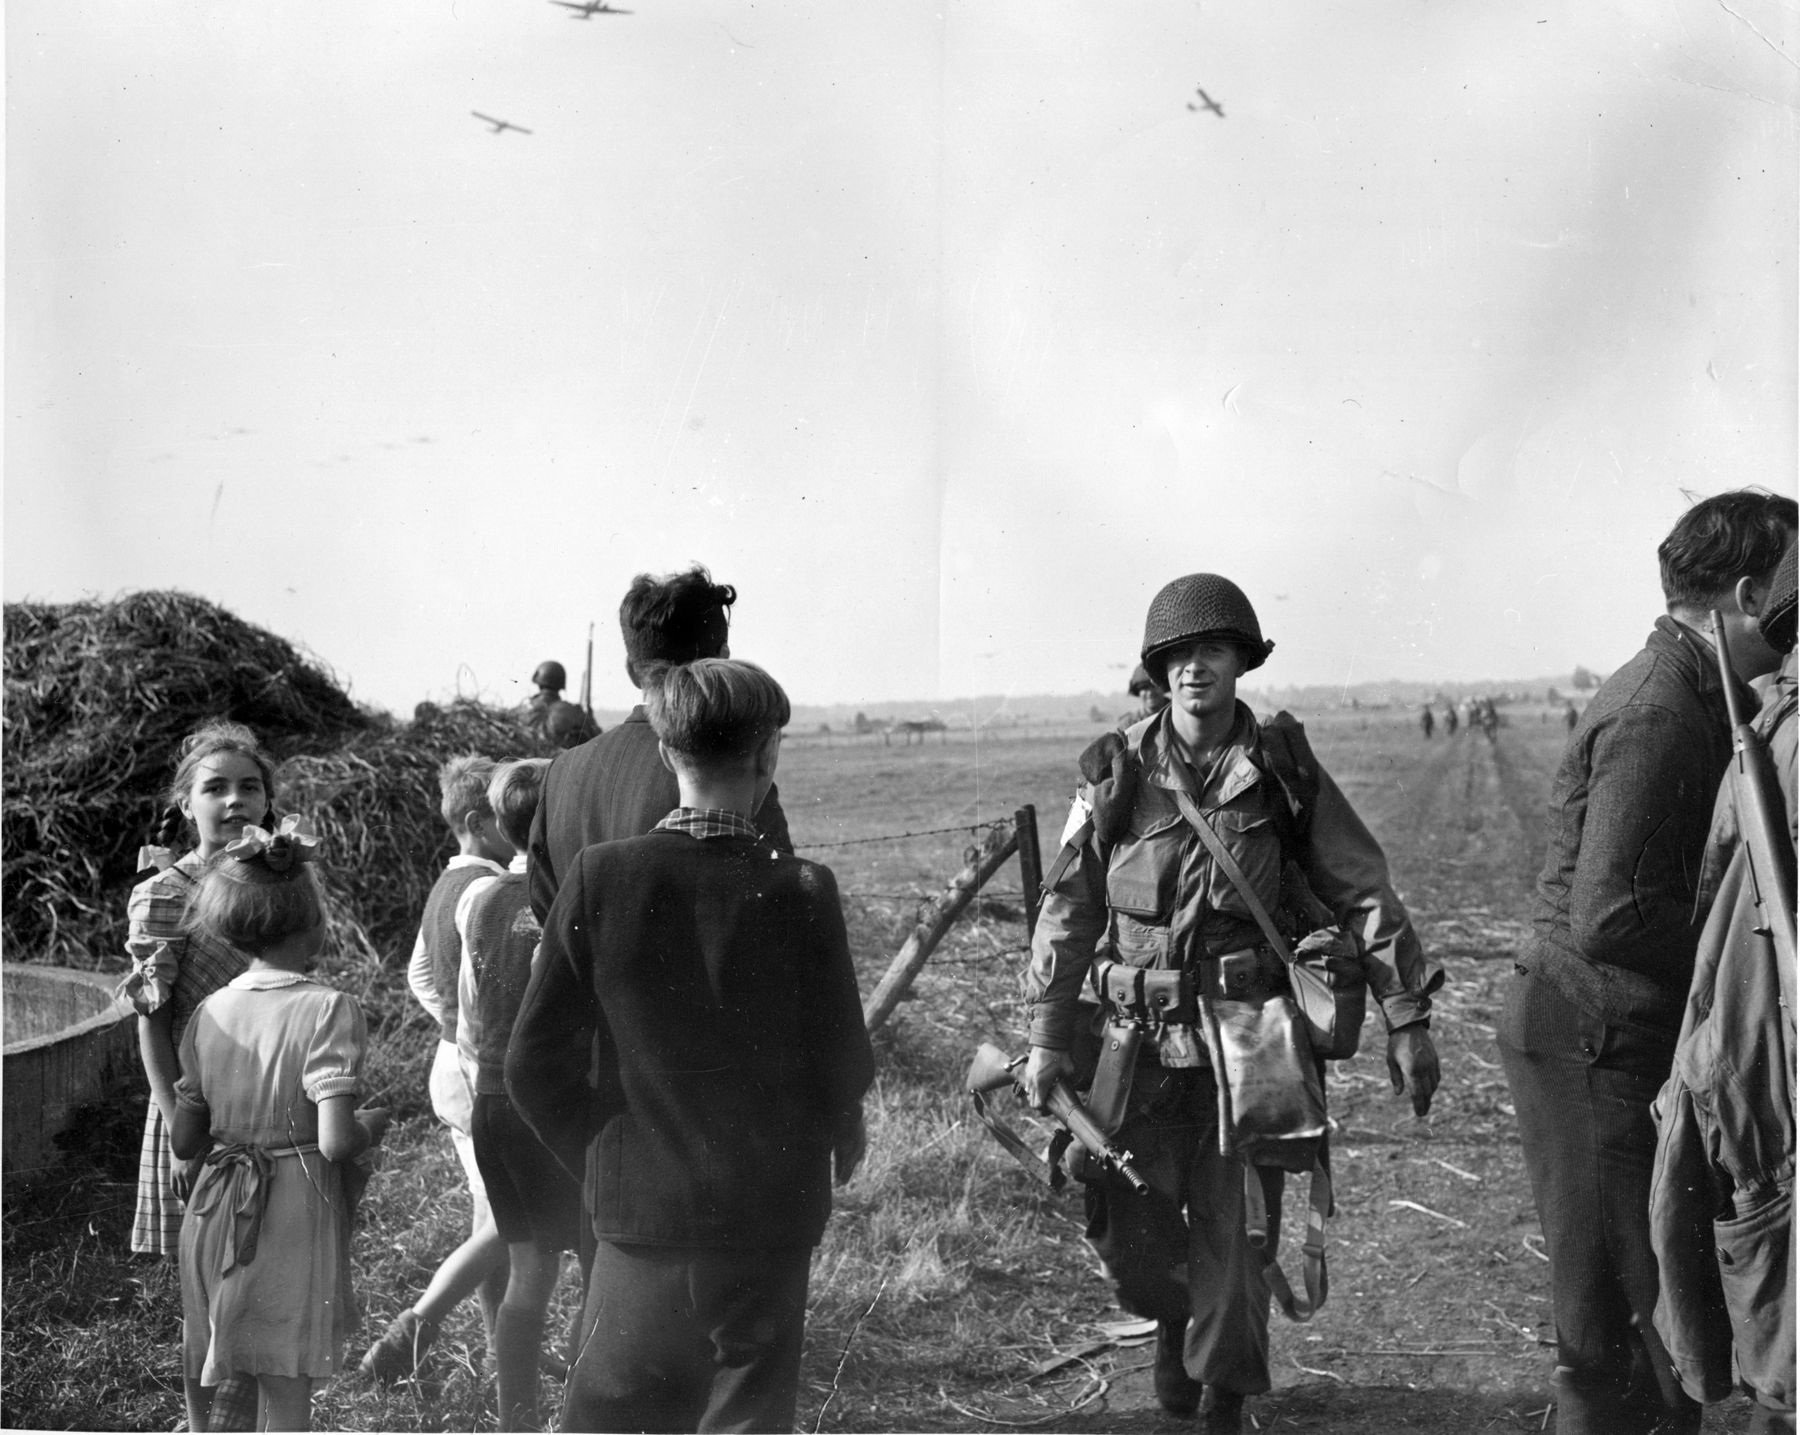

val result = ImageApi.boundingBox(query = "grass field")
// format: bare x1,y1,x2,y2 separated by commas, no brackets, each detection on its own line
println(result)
1,704,1761,1431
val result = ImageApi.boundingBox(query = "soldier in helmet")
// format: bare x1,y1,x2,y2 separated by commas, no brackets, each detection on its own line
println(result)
1024,573,1443,1434
1121,662,1170,728
525,660,599,751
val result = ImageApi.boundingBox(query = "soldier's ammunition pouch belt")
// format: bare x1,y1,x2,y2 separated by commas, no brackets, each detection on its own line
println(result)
1094,948,1286,1024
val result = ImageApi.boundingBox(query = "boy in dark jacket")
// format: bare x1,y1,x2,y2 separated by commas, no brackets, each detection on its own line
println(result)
507,658,874,1434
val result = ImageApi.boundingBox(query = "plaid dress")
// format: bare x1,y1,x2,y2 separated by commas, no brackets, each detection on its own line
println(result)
129,851,248,1256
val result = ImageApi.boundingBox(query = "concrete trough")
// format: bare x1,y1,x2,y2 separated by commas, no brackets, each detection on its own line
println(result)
4,963,140,1180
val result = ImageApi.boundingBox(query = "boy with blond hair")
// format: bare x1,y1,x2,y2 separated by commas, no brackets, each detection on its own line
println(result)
508,659,874,1432
362,756,512,1382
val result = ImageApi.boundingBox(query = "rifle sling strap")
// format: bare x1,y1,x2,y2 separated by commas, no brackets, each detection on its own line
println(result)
1244,1157,1331,1323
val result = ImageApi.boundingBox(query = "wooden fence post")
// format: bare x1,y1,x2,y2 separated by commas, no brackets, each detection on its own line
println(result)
1014,804,1043,937
862,822,1019,1033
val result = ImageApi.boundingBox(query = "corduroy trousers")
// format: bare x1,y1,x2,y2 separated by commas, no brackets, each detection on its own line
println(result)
1498,967,1701,1435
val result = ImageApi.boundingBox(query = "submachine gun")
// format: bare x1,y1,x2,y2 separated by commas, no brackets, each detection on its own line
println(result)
966,1042,1150,1195
1710,611,1797,966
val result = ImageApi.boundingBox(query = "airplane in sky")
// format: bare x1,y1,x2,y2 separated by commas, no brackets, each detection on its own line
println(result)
472,111,533,135
548,0,624,15
1187,87,1225,117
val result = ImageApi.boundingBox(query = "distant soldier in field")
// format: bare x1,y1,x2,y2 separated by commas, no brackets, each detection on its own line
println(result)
1564,701,1579,733
1500,489,1796,1435
1024,573,1443,1434
1419,704,1435,740
1443,701,1459,736
523,660,599,751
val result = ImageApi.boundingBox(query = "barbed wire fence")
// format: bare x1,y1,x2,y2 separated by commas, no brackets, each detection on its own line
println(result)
791,806,1047,1034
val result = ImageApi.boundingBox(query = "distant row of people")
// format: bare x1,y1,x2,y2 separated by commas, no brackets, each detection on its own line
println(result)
1417,696,1507,739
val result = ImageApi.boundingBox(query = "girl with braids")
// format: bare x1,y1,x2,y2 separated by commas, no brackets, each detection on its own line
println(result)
122,720,276,1429
171,819,389,1432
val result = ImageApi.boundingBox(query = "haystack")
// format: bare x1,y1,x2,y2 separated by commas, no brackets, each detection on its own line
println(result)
2,591,550,973
281,698,554,967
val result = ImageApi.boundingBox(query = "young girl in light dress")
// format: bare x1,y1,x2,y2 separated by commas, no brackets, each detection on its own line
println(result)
171,818,390,1432
123,720,276,1431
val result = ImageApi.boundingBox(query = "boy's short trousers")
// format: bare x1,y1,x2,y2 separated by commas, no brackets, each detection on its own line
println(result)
429,1041,492,1225
472,1092,581,1251
428,1039,474,1134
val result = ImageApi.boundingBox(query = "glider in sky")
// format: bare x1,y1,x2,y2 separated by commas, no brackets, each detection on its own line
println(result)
1187,88,1225,117
548,0,625,15
472,111,533,135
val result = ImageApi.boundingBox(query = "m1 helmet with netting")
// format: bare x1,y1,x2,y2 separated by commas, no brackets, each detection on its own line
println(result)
1760,541,1797,656
1139,573,1274,688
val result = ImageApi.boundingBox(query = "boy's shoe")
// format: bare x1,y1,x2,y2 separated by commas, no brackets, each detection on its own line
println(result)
359,1309,439,1384
1152,1320,1201,1417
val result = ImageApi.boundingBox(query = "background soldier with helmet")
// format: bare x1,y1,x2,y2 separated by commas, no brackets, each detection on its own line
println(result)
1121,661,1169,728
1023,572,1444,1434
524,659,599,750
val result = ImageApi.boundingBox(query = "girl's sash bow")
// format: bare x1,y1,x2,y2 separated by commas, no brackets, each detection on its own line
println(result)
188,1141,318,1273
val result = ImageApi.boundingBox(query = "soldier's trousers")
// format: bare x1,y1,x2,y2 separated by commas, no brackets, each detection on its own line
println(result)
1082,1064,1284,1396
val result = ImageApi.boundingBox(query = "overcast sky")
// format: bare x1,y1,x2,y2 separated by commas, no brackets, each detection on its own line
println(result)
7,0,1796,716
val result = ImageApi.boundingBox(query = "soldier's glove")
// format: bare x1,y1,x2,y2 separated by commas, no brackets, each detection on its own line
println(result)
1078,731,1139,845
1387,1024,1440,1117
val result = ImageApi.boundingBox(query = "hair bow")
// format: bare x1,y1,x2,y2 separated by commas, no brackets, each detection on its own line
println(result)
222,814,321,874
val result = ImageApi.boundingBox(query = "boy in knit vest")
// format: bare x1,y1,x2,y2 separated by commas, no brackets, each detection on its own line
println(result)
363,756,513,1382
508,659,875,1433
459,758,579,1432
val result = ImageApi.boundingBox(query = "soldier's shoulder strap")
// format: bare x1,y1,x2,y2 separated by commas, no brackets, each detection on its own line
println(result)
1039,809,1097,902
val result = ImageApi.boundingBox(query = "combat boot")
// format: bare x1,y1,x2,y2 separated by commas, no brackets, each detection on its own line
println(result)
1153,1319,1201,1417
1198,1387,1244,1435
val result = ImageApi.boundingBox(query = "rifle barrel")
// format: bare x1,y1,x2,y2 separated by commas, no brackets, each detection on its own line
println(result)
1709,611,1797,964
1047,1081,1150,1194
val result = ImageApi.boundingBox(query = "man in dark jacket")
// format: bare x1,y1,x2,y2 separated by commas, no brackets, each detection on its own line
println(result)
507,659,873,1433
526,564,793,924
1500,489,1795,1435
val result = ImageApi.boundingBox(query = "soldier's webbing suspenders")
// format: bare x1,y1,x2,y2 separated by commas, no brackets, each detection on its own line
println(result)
1037,718,1332,1322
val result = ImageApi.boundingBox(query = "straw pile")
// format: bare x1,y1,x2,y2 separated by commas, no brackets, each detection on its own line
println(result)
2,591,550,974
281,698,554,966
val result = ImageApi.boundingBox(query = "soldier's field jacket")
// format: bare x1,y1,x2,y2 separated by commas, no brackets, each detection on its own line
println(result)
1650,652,1796,1410
1026,703,1441,1056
